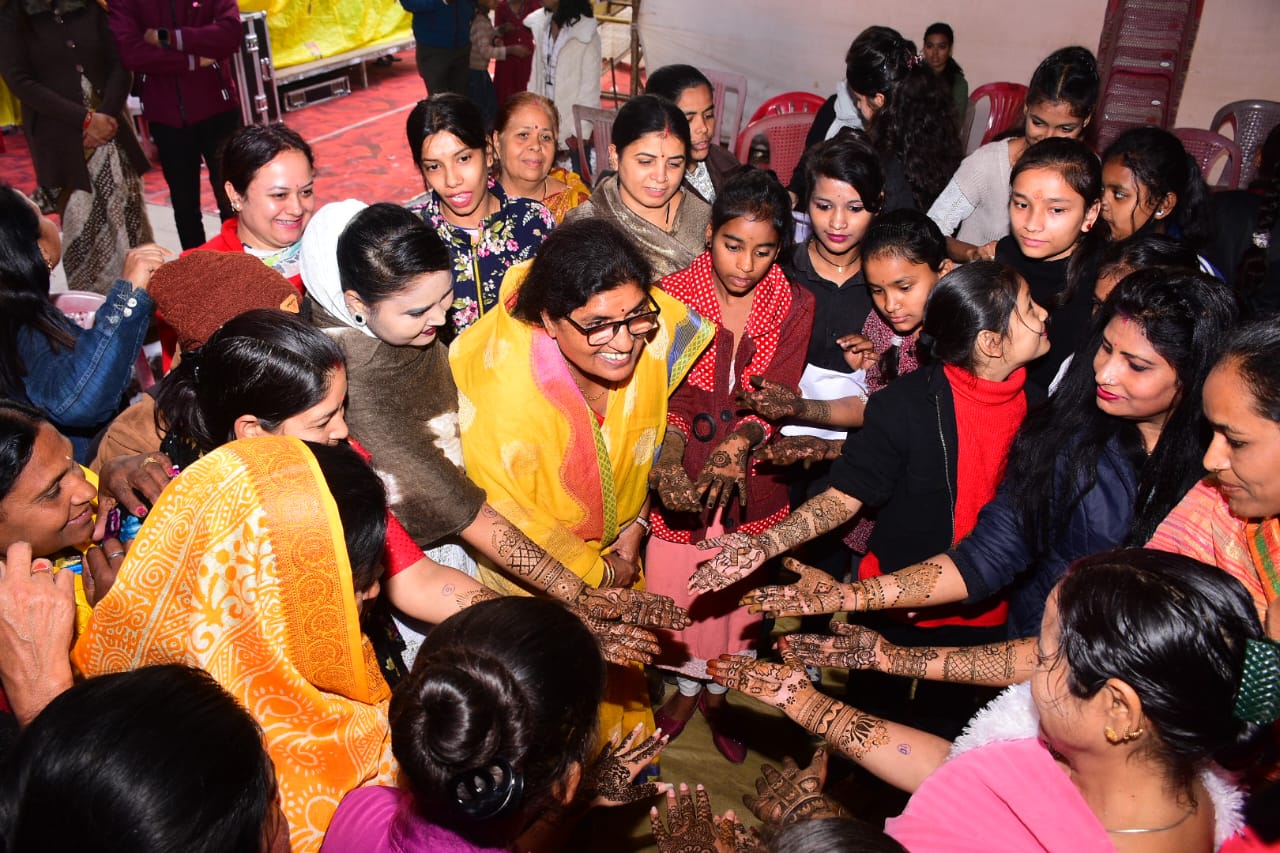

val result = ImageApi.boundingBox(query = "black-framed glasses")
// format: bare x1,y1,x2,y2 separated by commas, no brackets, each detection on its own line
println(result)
563,298,662,346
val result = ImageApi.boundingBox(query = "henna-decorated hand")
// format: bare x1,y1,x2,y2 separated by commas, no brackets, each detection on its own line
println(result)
740,558,849,616
688,533,768,594
836,333,878,372
706,656,812,714
650,457,704,513
570,606,662,665
693,433,751,511
744,745,849,827
736,376,804,421
584,723,670,807
779,620,885,671
755,436,843,469
649,784,739,853
576,585,690,630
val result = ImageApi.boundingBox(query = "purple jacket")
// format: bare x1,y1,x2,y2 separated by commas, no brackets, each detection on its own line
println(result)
108,0,241,127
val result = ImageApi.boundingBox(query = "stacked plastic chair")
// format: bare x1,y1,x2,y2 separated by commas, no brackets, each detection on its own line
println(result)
1173,128,1243,190
1092,0,1205,151
1211,100,1280,187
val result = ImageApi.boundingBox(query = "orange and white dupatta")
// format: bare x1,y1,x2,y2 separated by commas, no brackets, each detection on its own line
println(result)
72,436,393,853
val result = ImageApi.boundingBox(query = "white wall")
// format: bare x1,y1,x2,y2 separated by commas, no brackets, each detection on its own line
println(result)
636,0,1279,136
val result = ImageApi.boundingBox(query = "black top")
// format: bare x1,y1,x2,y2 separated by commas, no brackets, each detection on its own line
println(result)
996,236,1093,389
781,241,874,371
1208,189,1280,319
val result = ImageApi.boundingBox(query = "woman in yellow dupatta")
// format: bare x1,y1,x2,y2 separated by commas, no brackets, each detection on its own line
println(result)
451,218,713,740
1149,319,1280,631
72,436,394,853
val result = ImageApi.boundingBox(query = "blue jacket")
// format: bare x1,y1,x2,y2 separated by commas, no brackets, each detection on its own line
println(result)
18,281,152,459
399,0,473,49
950,434,1142,639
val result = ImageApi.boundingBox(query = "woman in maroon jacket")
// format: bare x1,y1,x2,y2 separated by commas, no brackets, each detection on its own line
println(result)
109,0,242,250
645,168,814,762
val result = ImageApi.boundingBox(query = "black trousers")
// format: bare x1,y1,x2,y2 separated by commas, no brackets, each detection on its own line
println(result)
149,107,240,250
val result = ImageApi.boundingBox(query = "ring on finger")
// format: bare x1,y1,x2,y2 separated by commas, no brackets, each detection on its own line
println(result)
106,551,126,560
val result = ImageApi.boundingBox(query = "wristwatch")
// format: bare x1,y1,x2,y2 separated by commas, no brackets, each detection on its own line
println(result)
157,27,171,49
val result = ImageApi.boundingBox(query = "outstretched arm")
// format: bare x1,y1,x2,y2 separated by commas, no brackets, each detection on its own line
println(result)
708,656,951,794
742,553,971,616
687,488,861,593
736,377,867,429
781,623,1038,688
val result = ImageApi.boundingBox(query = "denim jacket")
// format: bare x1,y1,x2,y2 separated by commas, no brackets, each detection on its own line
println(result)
19,281,152,456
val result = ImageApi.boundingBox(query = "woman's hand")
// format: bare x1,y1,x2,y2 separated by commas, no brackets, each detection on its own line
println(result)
0,542,76,725
575,585,690,630
689,532,768,593
740,558,850,616
836,333,878,372
780,621,885,671
706,655,813,715
82,536,128,607
650,456,703,513
93,452,175,536
744,744,848,826
584,723,670,807
755,436,843,469
693,432,752,511
603,551,639,589
82,112,118,148
649,784,741,853
120,243,174,291
735,376,804,421
966,240,998,262
569,606,661,665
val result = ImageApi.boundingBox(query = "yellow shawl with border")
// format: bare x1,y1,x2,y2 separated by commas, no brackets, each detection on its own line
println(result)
451,260,713,595
72,437,393,853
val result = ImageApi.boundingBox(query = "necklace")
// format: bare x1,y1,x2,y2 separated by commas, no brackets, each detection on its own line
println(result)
1105,804,1197,835
810,239,855,275
575,382,609,403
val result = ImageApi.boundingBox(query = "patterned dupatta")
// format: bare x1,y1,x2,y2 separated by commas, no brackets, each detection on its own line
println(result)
1247,516,1280,605
73,437,393,853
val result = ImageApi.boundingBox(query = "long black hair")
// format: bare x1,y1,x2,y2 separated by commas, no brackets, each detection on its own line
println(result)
154,309,345,465
1102,126,1213,248
844,26,961,209
1003,268,1239,554
0,184,75,398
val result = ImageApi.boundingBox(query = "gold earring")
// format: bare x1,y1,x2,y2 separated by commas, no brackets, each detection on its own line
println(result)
1122,726,1144,742
1104,726,1122,744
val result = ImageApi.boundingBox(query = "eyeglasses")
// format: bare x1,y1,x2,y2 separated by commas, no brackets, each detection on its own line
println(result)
562,299,662,346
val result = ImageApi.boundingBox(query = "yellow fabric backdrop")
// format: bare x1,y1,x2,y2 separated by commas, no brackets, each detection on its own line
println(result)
0,0,414,127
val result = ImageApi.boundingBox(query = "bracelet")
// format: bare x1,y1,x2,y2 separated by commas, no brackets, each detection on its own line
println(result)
632,515,651,535
600,557,616,588
83,111,93,130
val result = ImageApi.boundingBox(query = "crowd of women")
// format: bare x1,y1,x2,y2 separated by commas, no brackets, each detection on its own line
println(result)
2,11,1280,853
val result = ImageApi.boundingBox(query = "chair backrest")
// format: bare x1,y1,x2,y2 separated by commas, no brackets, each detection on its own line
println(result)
967,82,1028,151
572,104,617,186
1093,70,1172,152
51,291,107,330
1172,127,1243,190
700,67,747,150
748,91,827,125
1210,99,1280,187
734,112,817,187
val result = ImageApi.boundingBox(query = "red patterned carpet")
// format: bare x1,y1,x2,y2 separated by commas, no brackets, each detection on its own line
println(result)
1,49,433,210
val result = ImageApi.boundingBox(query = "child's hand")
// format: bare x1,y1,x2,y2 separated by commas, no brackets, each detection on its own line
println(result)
836,333,878,371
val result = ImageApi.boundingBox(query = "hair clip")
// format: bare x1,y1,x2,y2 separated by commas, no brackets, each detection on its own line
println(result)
1252,230,1270,250
449,757,525,821
1233,638,1280,725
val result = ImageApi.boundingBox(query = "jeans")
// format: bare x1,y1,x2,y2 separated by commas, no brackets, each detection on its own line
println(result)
149,107,240,250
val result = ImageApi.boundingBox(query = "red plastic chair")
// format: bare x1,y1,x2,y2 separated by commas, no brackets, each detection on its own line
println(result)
572,104,616,187
734,111,816,187
748,92,827,125
52,290,156,391
963,83,1028,153
1173,128,1243,190
1211,99,1280,187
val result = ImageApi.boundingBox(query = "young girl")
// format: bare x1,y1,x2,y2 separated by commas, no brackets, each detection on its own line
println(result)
644,64,742,204
994,136,1103,387
929,46,1100,262
692,262,1049,738
921,23,967,123
406,93,555,340
1100,126,1213,255
645,168,813,762
564,94,710,280
844,25,962,211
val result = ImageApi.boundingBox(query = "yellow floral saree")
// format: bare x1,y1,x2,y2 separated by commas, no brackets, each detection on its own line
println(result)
450,261,712,738
72,437,393,853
